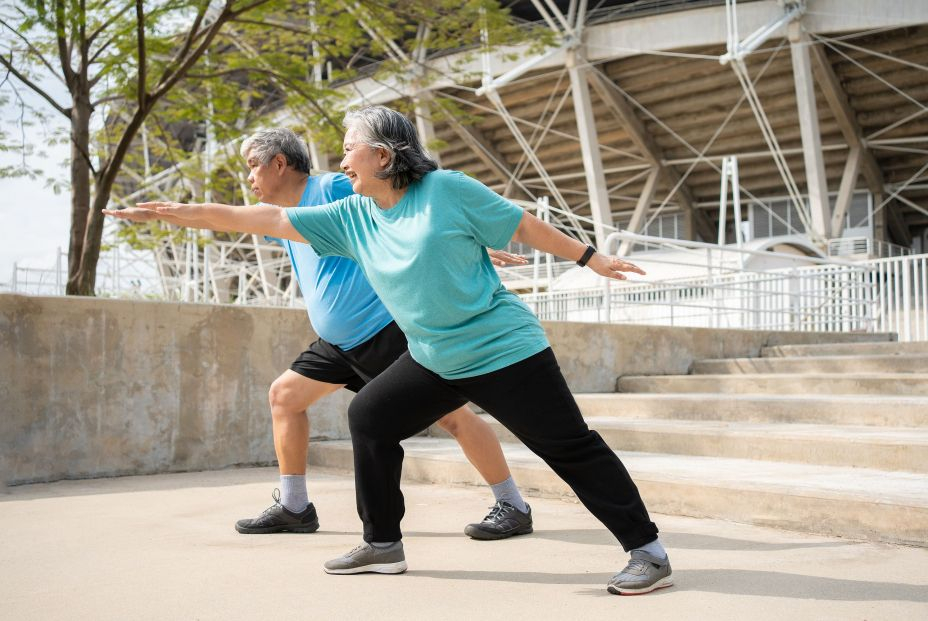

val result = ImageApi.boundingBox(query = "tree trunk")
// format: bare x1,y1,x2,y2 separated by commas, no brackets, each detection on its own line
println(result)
73,107,149,295
65,97,93,295
73,179,111,295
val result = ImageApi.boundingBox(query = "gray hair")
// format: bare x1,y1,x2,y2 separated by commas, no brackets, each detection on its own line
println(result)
240,128,311,174
343,106,438,189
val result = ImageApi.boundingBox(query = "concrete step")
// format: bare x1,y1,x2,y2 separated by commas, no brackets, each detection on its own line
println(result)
616,373,928,396
572,393,928,427
763,340,928,358
432,414,928,472
308,438,928,546
693,354,928,375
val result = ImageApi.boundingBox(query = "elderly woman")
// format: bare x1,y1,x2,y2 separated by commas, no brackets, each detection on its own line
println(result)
105,106,672,596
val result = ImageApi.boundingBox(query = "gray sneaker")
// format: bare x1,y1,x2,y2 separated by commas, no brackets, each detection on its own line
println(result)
323,541,407,575
607,550,673,595
234,489,319,534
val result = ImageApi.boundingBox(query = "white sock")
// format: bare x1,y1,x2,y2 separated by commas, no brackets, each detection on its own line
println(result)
490,476,528,513
371,541,398,548
280,474,309,512
634,538,667,560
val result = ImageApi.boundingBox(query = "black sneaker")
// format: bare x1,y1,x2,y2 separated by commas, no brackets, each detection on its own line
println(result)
234,489,320,534
464,501,533,540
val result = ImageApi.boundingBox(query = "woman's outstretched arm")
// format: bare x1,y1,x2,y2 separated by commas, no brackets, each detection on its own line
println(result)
511,211,646,280
103,201,306,243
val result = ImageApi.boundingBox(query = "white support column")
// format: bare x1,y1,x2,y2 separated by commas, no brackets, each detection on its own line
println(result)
567,47,612,249
618,168,659,257
831,144,862,237
413,93,441,167
718,157,730,246
308,141,330,172
789,20,831,239
412,24,441,167
308,1,330,171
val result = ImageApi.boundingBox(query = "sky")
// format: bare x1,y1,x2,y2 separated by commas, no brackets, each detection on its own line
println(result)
0,86,72,288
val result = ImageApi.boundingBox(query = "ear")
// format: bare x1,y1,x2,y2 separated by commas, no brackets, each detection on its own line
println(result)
377,147,392,169
273,153,288,173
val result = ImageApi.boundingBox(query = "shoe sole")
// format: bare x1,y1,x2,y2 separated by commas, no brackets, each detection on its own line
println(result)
464,524,533,541
323,561,408,575
607,575,674,596
234,518,320,534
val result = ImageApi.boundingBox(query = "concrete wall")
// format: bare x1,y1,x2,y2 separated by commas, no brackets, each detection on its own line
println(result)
1,294,352,486
0,294,890,485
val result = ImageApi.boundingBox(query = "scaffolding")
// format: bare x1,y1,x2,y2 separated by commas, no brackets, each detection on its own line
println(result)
7,1,928,336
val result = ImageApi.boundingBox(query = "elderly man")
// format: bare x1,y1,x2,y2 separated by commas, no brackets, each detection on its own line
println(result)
231,128,533,540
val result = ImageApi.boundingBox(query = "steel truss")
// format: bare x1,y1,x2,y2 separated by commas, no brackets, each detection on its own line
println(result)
12,0,928,303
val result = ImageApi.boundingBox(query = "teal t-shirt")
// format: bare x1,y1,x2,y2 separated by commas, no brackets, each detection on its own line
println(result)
286,169,550,379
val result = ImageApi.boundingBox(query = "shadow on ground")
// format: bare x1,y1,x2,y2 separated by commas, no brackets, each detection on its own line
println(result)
523,528,855,552
405,568,928,602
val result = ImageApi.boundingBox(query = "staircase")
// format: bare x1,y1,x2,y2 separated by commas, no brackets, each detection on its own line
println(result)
309,339,928,546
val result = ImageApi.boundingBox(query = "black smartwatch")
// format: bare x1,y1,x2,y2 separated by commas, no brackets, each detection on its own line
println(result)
577,245,596,267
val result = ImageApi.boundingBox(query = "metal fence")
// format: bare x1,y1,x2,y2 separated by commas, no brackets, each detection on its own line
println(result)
8,234,927,341
522,234,928,341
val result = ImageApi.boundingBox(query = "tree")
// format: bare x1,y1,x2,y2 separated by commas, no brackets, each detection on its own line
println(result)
1,0,541,295
0,0,283,294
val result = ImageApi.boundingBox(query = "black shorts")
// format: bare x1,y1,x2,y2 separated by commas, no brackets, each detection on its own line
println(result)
289,321,408,393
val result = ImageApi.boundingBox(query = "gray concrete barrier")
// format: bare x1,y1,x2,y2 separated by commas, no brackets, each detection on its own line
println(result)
1,294,352,485
0,294,889,485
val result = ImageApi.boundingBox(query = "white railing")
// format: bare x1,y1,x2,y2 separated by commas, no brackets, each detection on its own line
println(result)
5,236,302,307
827,237,912,259
521,232,928,341
7,246,164,299
7,231,927,342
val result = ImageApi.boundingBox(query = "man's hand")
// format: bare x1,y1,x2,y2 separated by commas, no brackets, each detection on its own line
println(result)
487,249,529,267
585,253,646,281
103,206,162,222
103,201,189,223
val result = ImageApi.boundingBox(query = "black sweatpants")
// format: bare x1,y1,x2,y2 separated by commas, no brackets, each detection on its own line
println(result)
347,347,659,551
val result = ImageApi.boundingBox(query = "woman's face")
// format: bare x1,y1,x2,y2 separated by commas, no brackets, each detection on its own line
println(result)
341,127,389,197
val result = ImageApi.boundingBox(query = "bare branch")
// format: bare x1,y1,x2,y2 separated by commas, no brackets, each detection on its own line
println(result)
175,1,209,62
87,35,114,66
151,0,273,102
0,17,66,81
86,2,133,45
54,0,76,86
0,53,70,117
233,64,340,131
135,0,145,108
87,16,137,67
90,94,125,107
230,17,312,36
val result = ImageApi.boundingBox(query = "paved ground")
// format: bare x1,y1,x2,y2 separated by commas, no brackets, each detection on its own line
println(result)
1,467,926,620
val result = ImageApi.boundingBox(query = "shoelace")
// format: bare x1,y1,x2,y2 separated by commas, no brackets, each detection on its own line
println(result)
482,501,513,522
616,558,649,578
257,488,284,517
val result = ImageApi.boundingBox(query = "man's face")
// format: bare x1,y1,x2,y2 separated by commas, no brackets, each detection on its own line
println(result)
245,152,284,203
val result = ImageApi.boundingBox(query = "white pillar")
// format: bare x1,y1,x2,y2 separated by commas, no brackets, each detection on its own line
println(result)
414,93,441,167
567,46,612,249
789,20,831,239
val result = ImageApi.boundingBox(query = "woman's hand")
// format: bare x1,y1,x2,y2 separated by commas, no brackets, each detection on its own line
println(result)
586,253,646,280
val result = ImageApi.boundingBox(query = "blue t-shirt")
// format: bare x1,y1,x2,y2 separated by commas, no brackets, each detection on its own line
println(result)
287,169,550,379
269,173,393,350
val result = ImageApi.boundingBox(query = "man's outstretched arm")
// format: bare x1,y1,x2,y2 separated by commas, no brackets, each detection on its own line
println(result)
103,201,305,243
